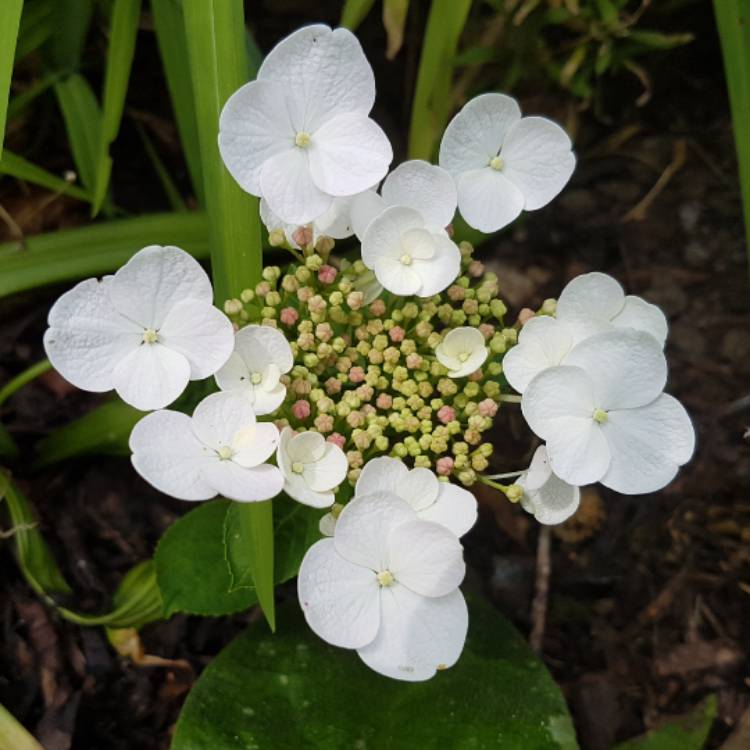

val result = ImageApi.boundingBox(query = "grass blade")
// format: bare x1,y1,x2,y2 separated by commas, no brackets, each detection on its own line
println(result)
7,71,61,121
135,121,187,211
340,0,377,30
714,0,750,264
14,0,54,63
92,0,142,215
0,0,24,158
0,150,92,202
0,703,43,750
47,0,95,70
0,211,208,298
408,0,472,160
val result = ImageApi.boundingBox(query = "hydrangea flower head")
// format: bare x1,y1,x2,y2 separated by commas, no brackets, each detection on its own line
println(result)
439,93,575,232
435,327,488,378
260,196,354,249
219,25,392,225
43,245,234,411
516,446,580,525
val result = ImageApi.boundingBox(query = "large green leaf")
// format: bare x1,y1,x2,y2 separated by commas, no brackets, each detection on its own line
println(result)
0,702,43,750
0,150,92,203
172,597,579,750
0,0,24,158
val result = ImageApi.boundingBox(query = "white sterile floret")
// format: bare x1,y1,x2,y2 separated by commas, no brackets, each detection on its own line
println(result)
129,391,283,502
298,491,468,681
516,446,580,525
521,329,695,494
277,428,348,508
355,456,477,537
349,160,457,240
361,206,461,297
439,93,575,233
214,325,294,415
556,271,668,347
260,195,354,248
436,327,488,378
219,25,393,225
43,245,234,411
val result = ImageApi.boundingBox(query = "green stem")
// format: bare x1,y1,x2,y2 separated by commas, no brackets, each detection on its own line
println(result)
499,394,522,404
0,359,52,408
478,475,509,493
485,470,523,480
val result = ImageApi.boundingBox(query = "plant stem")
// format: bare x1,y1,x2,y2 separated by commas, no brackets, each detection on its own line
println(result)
0,359,52,408
499,394,522,404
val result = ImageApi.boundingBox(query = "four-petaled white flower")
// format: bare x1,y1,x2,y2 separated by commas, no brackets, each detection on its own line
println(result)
355,456,477,537
43,245,234,411
298,491,468,681
521,329,695,494
277,428,348,508
219,24,393,226
215,325,294,415
260,195,354,249
556,271,668,347
436,327,488,378
516,446,580,525
129,391,283,502
361,206,461,297
439,93,575,232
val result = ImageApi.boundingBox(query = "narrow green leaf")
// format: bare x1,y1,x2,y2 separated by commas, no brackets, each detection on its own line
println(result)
91,0,142,215
0,211,209,299
340,0,377,30
0,0,24,158
0,150,92,202
0,703,43,750
0,359,51,409
0,423,19,460
7,71,62,122
15,0,54,63
135,122,187,211
407,0,472,160
47,0,95,70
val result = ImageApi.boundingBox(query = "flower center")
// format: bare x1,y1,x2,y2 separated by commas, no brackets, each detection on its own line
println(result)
295,131,311,148
142,328,158,344
489,155,504,171
400,253,413,266
217,445,234,460
592,408,608,424
376,570,395,587
250,371,263,385
458,351,470,362
291,461,305,474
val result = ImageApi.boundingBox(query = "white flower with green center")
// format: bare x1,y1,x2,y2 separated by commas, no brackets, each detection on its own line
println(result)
435,327,489,378
361,205,461,297
515,446,580,525
277,428,348,508
129,391,283,502
298,491,468,681
218,25,392,226
214,325,294,416
438,93,575,232
521,329,695,494
43,245,234,411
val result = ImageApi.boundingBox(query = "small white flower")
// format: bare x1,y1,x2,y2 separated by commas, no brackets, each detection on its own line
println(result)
436,327,488,378
129,391,283,502
259,195,354,249
361,206,461,297
298,491,468,681
439,93,575,232
521,329,695,494
277,428,348,508
516,446,580,525
214,325,294,415
318,503,343,536
350,160,457,239
219,25,393,225
556,271,668,347
43,245,234,411
355,456,477,537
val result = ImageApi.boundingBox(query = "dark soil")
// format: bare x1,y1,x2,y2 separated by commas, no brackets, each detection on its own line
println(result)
1,3,748,749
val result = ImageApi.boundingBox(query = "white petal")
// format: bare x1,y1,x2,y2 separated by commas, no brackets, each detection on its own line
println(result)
129,411,216,501
315,195,355,239
523,445,554,492
258,25,375,132
201,461,283,502
412,234,461,297
234,324,294,373
44,277,141,392
418,482,478,537
398,467,440,512
566,329,667,410
287,430,326,463
357,586,468,682
318,512,337,537
373,257,422,296
259,147,332,226
381,160,457,228
218,79,295,195
285,475,335,509
350,189,387,240
298,538,380,649
191,391,257,450
309,112,392,197
439,93,522,174
109,245,213,329
501,116,575,210
334,491,416,571
456,167,524,233
522,474,580,525
355,456,406,497
401,228,436,260
545,416,611,486
302,443,348,492
250,383,287,416
437,327,488,378
232,422,280,468
112,343,191,410
613,296,668,347
556,271,625,323
158,299,234,379
601,393,695,494
446,347,487,378
361,205,423,267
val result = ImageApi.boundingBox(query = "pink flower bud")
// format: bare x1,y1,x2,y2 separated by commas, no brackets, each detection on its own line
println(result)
405,353,423,369
348,366,365,383
437,405,455,424
280,307,299,326
447,285,465,302
347,291,364,310
468,260,485,278
327,433,345,449
478,398,498,417
314,414,334,433
297,286,313,303
479,323,495,340
325,377,342,395
369,299,386,316
436,457,454,476
518,308,535,325
292,400,311,420
318,264,337,284
468,369,483,382
389,326,405,343
376,393,393,410
292,226,313,248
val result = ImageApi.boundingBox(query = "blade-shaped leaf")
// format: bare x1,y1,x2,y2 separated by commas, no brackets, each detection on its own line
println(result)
47,0,95,70
341,0,377,30
0,149,92,202
0,0,23,158
0,703,43,750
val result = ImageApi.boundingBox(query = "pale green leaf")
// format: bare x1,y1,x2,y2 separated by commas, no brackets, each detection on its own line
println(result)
0,0,24,158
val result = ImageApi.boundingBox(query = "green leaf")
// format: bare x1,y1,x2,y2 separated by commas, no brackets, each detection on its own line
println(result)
613,696,716,750
7,71,62,122
135,121,187,211
627,30,694,51
340,0,377,30
0,423,19,460
408,0,472,160
172,597,579,750
0,0,23,158
0,703,43,750
47,0,95,70
15,0,54,63
155,499,260,617
0,150,92,203
0,211,209,299
92,0,142,215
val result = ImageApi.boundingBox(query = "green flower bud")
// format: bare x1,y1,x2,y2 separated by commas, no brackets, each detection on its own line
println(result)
414,455,431,469
393,442,408,458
